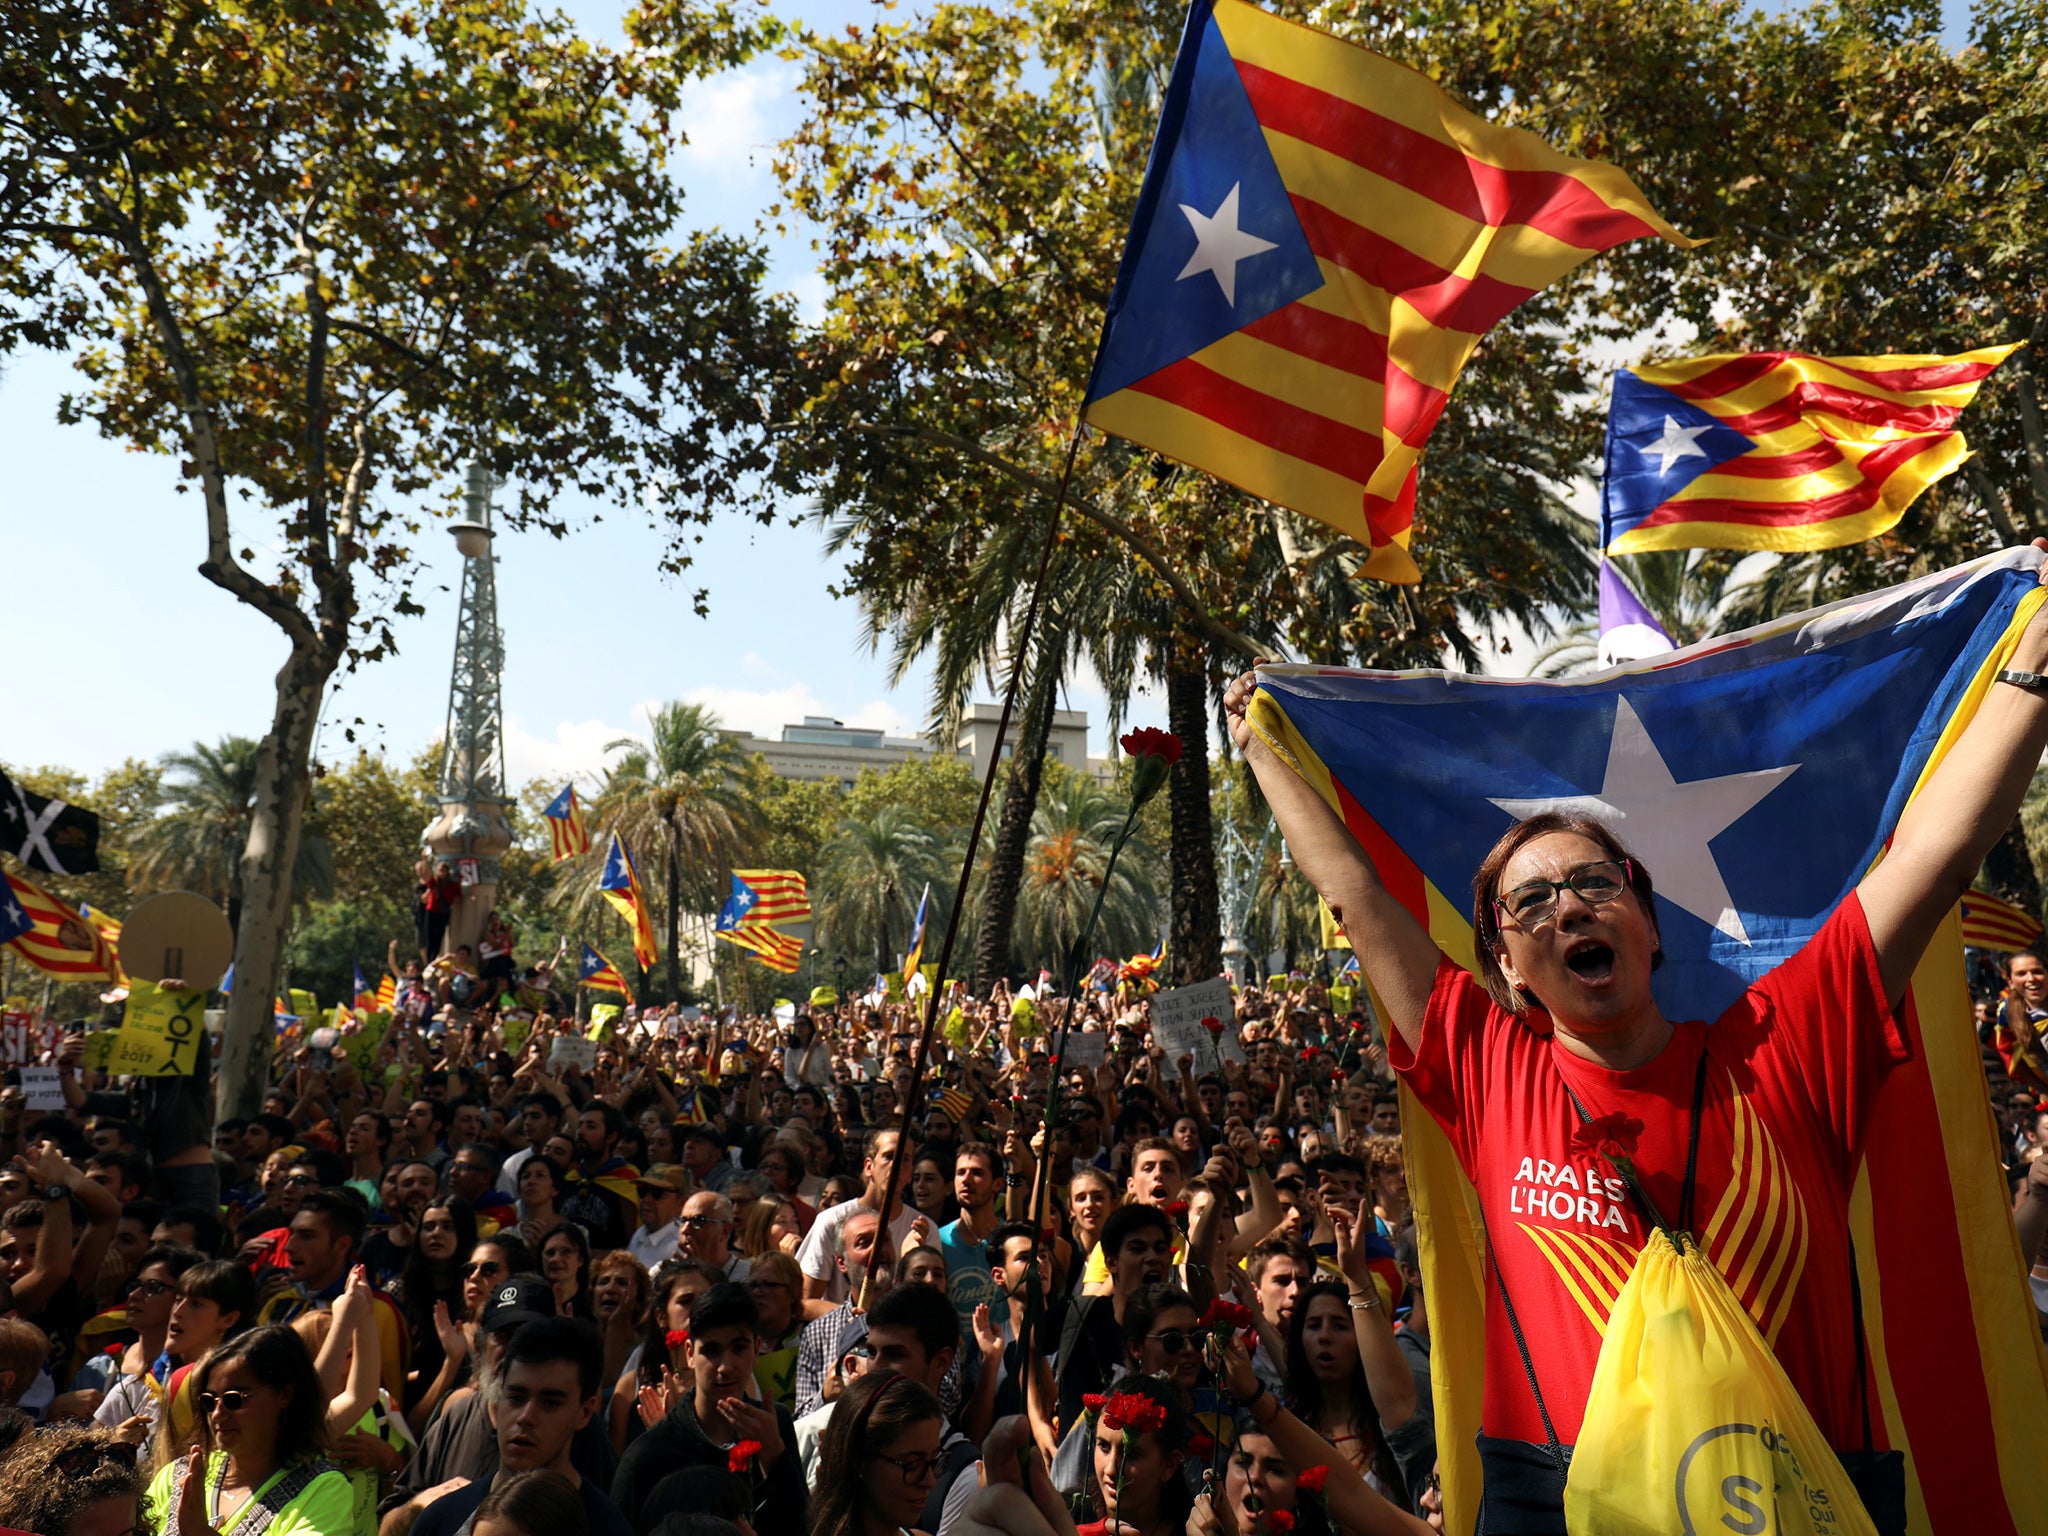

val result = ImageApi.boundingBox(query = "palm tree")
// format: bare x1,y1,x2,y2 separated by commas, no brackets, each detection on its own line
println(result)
130,736,333,929
596,702,757,1003
815,806,941,975
1014,772,1162,974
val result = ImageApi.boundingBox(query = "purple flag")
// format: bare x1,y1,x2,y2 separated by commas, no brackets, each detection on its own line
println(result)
1596,560,1674,667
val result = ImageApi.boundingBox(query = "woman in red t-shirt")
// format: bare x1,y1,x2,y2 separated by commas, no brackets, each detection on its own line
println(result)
1222,584,2048,1536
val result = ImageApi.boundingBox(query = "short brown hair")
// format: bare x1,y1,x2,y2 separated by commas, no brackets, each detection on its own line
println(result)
0,1320,46,1406
1471,811,1661,1012
1360,1133,1405,1182
1130,1137,1181,1172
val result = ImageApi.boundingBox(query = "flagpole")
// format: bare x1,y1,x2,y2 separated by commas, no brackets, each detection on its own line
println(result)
857,421,1087,1309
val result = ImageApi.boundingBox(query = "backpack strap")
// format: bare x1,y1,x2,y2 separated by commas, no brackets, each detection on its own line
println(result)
223,1462,336,1536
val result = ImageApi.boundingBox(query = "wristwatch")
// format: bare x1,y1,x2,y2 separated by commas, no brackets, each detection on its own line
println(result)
1997,669,2048,693
40,1184,64,1201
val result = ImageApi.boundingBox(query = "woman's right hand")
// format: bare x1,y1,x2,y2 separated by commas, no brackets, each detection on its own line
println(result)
178,1446,223,1536
1222,670,1266,756
432,1299,467,1364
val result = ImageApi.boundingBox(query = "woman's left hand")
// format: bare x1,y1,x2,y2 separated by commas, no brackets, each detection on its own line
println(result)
177,1446,224,1536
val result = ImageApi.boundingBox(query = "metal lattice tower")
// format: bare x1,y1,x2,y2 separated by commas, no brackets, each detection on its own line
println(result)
436,461,507,824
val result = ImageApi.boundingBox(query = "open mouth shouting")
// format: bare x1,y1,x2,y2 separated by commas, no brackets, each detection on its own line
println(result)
1563,938,1616,985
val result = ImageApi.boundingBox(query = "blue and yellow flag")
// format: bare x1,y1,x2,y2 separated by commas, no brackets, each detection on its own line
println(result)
598,832,659,971
1081,0,1693,582
1248,549,2048,1536
902,883,930,986
578,944,630,997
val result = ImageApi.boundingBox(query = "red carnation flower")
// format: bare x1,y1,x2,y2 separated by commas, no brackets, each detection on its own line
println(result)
1040,1229,1058,1245
1570,1112,1645,1165
1267,1512,1296,1533
1100,1391,1167,1435
1082,1393,1108,1414
665,1328,689,1350
728,1438,762,1475
1198,1299,1255,1331
1190,1427,1218,1459
1330,1067,1347,1083
1163,1199,1191,1223
1297,1466,1331,1495
1201,1016,1224,1037
1119,728,1183,811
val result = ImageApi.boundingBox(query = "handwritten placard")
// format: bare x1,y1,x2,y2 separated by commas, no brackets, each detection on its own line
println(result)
1148,978,1245,1067
548,1035,597,1073
1061,1030,1108,1068
19,1066,63,1111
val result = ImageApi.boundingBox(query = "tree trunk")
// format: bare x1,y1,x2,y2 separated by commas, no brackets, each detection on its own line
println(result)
1983,812,2043,917
972,649,1059,994
217,642,333,1120
665,811,682,1006
1167,654,1221,985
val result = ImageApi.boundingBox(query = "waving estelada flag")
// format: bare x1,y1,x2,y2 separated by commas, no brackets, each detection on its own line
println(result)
1247,548,2048,1536
374,972,396,1012
1959,889,2043,954
902,883,930,986
3,870,121,981
715,918,803,973
542,784,591,861
578,944,631,997
722,870,811,926
598,833,659,970
1601,346,2014,557
1082,0,1695,582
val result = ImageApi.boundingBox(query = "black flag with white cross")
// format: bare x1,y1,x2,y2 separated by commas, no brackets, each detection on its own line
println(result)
0,769,100,875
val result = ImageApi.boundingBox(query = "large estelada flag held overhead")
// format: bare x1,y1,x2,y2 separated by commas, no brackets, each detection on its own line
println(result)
1601,347,2014,557
1247,549,2048,1536
598,833,659,971
1082,0,1695,583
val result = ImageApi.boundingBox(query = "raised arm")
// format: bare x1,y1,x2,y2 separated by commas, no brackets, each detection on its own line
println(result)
1225,672,1442,1055
1861,554,2048,1007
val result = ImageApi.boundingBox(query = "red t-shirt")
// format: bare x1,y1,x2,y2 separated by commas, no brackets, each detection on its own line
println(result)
1391,892,1910,1447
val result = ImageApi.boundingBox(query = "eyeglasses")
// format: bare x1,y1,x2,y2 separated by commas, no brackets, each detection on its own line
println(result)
872,1450,944,1482
679,1215,727,1230
127,1277,173,1300
464,1260,505,1278
1493,859,1633,929
1145,1328,1199,1354
198,1388,259,1414
282,1173,319,1186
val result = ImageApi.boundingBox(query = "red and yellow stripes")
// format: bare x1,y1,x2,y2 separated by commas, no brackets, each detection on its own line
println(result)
1610,347,2015,556
1085,0,1693,584
732,870,813,925
4,870,121,981
1959,889,2043,953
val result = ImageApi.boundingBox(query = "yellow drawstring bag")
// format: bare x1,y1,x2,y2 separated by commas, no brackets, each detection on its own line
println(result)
1563,1230,1879,1536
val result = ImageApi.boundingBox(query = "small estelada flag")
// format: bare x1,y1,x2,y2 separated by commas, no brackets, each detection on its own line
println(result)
1960,889,2044,954
543,783,591,861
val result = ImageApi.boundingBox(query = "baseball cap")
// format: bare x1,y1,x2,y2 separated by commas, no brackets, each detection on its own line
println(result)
637,1164,691,1195
480,1275,555,1334
681,1122,725,1149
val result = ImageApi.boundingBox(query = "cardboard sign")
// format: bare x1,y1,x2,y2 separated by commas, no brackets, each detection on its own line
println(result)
112,980,207,1075
548,1035,597,1073
587,1004,620,1041
18,1066,63,1111
0,1014,30,1066
1061,1030,1108,1068
501,1015,532,1055
339,1011,392,1072
1149,977,1245,1066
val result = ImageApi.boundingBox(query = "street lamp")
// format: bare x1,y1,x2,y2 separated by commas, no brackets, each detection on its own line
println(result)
448,460,496,559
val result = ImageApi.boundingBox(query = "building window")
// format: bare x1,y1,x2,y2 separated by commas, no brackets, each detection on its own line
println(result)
1048,743,1063,760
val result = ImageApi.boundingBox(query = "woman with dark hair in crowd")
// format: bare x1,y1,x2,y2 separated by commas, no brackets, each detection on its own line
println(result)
144,1323,352,1535
590,1249,652,1396
539,1220,594,1320
344,1113,395,1209
1079,1374,1191,1536
610,1259,721,1453
397,1197,477,1414
0,1428,145,1536
517,1158,569,1252
149,1257,261,1462
812,1371,947,1536
473,1468,589,1536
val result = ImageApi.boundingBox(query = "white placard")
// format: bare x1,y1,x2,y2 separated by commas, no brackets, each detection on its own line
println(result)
1060,1030,1108,1068
548,1036,598,1073
19,1066,63,1111
1149,978,1245,1066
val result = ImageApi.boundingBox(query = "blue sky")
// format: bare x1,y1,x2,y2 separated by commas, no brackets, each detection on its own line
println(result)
0,0,1167,791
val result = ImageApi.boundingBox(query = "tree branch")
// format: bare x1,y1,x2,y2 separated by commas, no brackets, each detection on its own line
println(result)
85,180,315,649
323,315,456,379
844,418,1261,662
1966,456,2023,543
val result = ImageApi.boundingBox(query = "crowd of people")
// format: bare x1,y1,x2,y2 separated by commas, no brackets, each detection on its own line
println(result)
5,688,2048,1536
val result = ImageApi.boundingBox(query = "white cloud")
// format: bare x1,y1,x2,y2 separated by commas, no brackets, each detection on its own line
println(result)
675,62,800,187
503,712,649,787
681,683,919,741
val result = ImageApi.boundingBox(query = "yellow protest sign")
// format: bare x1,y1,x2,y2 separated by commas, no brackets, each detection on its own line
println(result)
339,1011,392,1072
1328,983,1355,1016
112,980,207,1075
588,1004,620,1041
81,1030,119,1070
502,1015,532,1055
